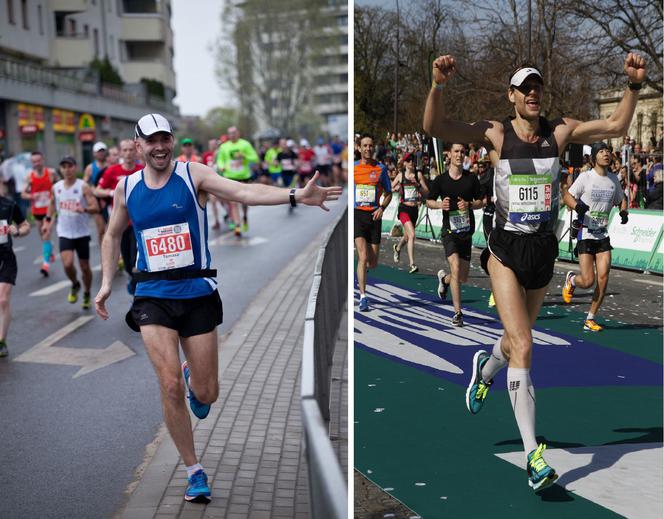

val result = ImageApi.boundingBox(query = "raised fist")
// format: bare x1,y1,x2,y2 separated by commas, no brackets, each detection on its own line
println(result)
432,55,456,85
624,53,646,84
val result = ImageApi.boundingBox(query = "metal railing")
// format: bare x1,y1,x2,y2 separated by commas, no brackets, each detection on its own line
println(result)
0,56,174,113
301,205,348,519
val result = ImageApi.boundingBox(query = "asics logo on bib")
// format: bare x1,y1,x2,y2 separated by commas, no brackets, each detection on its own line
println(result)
520,213,541,222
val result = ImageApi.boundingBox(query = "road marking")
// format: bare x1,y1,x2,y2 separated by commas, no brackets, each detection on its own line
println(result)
496,444,662,519
208,235,268,247
13,315,135,378
30,280,70,296
13,246,25,252
29,264,102,296
633,278,663,286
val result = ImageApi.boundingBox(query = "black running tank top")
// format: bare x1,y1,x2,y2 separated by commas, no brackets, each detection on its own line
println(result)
493,116,561,234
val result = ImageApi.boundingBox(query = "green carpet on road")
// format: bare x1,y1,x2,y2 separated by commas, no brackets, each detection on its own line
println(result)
355,264,663,518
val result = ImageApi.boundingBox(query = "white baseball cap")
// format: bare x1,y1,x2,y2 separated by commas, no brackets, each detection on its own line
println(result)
509,67,543,87
135,113,173,138
286,139,295,147
300,139,310,148
93,141,107,153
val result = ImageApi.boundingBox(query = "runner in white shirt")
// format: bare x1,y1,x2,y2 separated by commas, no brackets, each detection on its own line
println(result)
562,142,628,331
44,156,100,309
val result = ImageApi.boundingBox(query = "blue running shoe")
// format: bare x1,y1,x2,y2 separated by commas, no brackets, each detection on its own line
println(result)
184,469,211,503
182,361,211,419
359,296,369,312
465,350,492,414
527,443,558,492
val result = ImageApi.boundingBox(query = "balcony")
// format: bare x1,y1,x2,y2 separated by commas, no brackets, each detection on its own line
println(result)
122,61,175,89
121,16,168,42
50,0,87,13
50,36,94,67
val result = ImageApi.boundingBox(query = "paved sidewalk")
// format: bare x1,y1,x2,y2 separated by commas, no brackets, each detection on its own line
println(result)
117,239,347,518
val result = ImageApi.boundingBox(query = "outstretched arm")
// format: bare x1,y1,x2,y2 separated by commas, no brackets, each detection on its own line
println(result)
193,162,342,211
566,53,647,145
423,55,498,145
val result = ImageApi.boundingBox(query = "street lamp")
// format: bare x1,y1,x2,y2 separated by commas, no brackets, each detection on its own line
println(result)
393,0,399,136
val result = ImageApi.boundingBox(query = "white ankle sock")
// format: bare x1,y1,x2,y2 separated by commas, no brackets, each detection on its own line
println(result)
186,463,203,477
507,367,538,458
481,337,508,383
587,312,595,321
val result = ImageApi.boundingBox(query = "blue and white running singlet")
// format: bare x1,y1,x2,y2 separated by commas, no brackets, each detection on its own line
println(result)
125,161,215,299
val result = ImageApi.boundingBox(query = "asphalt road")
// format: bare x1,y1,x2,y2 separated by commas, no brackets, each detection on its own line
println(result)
0,195,346,519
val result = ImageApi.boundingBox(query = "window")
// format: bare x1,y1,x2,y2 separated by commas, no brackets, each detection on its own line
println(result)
20,0,28,29
84,24,89,37
7,0,15,25
37,4,43,35
68,18,77,36
93,28,99,56
337,15,347,27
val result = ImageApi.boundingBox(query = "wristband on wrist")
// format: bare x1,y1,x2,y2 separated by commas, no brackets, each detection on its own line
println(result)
289,188,297,207
628,81,642,91
431,80,445,91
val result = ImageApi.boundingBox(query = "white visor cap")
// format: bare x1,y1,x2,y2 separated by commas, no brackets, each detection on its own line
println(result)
509,67,543,87
93,141,107,153
135,113,173,139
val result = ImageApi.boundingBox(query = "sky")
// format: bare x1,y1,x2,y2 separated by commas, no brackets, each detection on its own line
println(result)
171,0,235,116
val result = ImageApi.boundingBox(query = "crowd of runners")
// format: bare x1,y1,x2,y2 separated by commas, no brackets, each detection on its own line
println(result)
0,114,344,504
354,52,650,494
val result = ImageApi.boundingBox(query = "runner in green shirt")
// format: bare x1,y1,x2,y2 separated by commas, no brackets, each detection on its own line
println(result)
216,126,259,236
264,140,282,186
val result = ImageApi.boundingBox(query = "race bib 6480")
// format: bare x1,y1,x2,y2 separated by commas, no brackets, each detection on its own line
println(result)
142,223,194,272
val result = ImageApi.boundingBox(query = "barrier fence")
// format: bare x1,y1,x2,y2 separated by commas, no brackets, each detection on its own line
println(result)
301,206,348,519
381,200,664,274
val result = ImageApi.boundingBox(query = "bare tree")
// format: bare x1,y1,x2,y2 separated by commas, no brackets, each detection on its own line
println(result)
559,0,662,93
215,0,335,136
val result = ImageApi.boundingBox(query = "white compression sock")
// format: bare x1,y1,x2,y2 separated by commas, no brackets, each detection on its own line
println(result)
507,367,538,458
480,337,508,383
186,463,203,477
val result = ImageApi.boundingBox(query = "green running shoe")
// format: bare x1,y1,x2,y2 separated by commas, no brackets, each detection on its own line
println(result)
67,282,81,304
0,341,7,358
465,350,491,414
82,292,91,310
527,443,558,492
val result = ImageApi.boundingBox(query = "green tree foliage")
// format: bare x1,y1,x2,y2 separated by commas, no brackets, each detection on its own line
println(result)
215,0,339,137
89,56,123,86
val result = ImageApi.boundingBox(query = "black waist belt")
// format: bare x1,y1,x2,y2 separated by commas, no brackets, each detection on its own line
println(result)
132,268,217,283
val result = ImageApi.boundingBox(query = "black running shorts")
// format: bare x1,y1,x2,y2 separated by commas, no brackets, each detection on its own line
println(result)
354,208,381,244
126,290,223,337
59,236,91,260
0,252,18,285
577,237,612,256
442,231,473,261
481,227,558,290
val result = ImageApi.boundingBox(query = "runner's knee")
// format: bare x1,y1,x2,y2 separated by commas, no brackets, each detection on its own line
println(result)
195,380,219,404
160,375,185,403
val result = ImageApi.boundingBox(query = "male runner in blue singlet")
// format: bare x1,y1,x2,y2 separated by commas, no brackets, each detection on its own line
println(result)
95,114,342,504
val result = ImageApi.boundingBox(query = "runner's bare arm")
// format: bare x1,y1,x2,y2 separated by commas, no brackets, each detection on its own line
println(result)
418,173,429,198
83,164,92,183
82,183,100,214
391,173,402,192
423,54,500,145
191,162,343,210
21,177,32,200
562,189,580,211
95,183,130,320
564,53,646,145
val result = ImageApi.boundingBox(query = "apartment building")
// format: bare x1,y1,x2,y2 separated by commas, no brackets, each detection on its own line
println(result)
0,0,177,166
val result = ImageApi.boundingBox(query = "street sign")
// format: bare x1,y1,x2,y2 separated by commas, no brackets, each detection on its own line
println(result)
13,315,135,378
